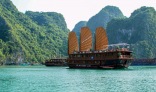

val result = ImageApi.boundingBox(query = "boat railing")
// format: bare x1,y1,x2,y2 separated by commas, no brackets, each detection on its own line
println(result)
69,56,117,60
72,43,131,54
73,48,130,55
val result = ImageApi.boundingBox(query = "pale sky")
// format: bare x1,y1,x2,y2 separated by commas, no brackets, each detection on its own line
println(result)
11,0,156,31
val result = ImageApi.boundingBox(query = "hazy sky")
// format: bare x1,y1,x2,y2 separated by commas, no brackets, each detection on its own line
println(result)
11,0,156,30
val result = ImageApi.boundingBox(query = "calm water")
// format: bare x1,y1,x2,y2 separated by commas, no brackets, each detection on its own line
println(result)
0,66,156,92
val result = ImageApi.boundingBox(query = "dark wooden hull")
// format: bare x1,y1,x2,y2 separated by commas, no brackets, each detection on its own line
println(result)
68,59,132,69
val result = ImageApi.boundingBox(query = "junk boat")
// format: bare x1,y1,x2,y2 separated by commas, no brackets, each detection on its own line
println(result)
67,27,133,69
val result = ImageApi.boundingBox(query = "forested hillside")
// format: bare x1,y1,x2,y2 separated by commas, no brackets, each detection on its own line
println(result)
87,6,125,32
107,7,156,58
73,6,125,33
0,0,69,65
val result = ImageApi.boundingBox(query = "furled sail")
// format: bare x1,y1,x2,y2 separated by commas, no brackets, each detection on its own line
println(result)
80,27,92,51
68,32,79,54
95,27,108,50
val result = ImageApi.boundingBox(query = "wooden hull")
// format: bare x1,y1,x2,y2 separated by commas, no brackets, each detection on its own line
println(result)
68,59,132,69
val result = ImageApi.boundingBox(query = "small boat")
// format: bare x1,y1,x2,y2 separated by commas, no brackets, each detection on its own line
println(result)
45,58,67,66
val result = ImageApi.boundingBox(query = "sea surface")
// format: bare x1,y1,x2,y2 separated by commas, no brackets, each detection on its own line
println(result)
0,66,156,92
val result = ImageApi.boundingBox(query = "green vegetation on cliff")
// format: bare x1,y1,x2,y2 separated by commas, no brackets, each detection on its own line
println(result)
0,0,69,65
107,6,156,58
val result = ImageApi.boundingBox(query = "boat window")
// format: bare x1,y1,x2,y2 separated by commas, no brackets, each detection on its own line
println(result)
77,55,81,57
